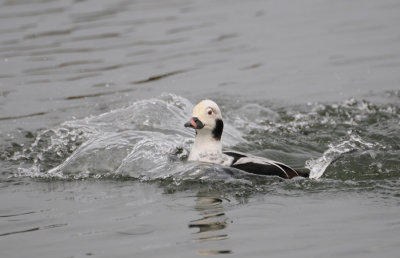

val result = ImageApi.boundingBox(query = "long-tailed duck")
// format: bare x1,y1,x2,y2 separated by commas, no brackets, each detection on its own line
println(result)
184,100,309,179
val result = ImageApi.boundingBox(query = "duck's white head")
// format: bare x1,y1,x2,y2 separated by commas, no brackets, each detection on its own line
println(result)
184,99,224,140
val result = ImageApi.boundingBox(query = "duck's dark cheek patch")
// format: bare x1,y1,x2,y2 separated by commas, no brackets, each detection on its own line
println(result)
212,119,224,140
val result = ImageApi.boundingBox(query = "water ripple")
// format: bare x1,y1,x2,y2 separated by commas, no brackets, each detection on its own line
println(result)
0,223,67,237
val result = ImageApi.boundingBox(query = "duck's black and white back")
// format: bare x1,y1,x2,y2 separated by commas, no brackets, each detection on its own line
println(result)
223,151,308,179
184,100,309,179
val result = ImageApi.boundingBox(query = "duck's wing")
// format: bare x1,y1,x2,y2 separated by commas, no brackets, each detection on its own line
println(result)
223,151,309,179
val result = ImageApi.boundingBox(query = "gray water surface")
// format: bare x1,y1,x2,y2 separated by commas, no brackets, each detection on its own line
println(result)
1,0,400,257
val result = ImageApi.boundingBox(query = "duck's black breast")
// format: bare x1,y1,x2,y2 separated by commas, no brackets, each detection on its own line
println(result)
223,151,309,179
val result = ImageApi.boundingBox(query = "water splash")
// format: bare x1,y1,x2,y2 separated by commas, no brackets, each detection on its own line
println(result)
4,94,399,190
225,97,399,180
11,93,244,180
229,97,399,136
306,133,381,179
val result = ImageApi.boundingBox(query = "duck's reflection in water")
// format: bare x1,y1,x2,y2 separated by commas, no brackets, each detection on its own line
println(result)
189,192,232,255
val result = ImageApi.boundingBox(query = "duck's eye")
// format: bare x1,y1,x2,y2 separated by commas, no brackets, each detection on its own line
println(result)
208,109,212,115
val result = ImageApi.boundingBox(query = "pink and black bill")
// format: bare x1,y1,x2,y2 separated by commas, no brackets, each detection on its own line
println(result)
184,117,204,129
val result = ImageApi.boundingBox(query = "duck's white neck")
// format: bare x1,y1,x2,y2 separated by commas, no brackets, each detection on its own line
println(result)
188,131,223,163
